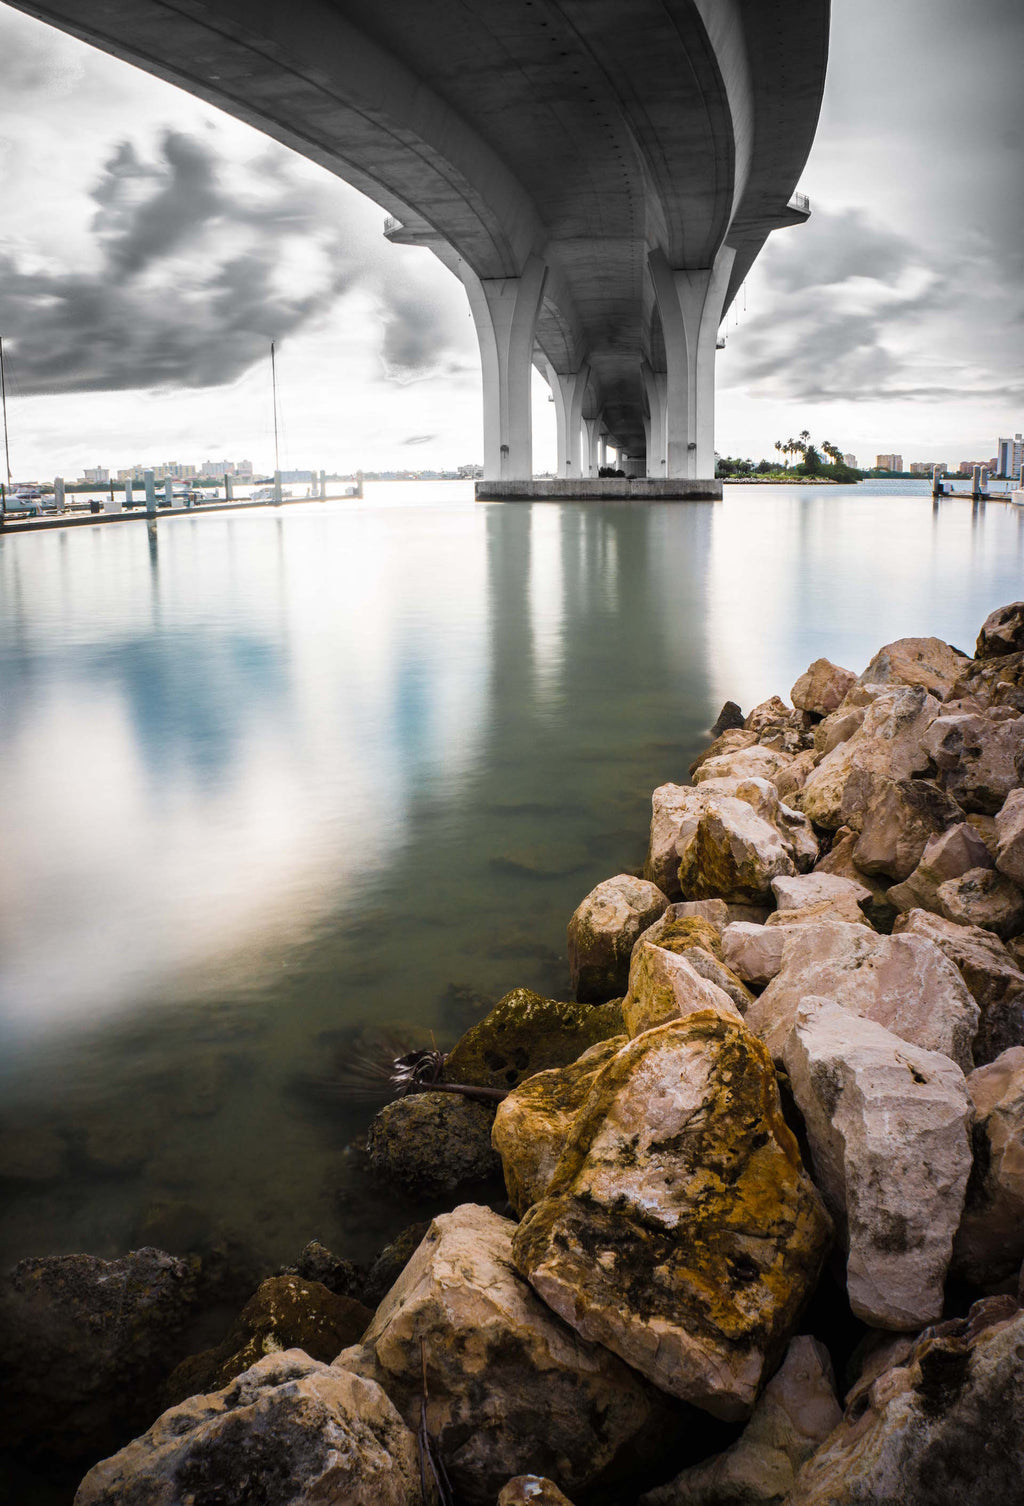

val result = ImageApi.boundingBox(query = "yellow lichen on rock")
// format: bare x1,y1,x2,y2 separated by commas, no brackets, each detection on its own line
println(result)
512,1013,832,1421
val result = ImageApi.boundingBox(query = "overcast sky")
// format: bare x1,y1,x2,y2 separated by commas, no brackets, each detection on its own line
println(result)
0,0,1021,480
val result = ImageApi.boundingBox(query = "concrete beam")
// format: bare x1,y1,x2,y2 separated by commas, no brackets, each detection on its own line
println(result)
648,246,735,479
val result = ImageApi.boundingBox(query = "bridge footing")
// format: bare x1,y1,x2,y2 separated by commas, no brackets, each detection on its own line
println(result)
475,478,721,502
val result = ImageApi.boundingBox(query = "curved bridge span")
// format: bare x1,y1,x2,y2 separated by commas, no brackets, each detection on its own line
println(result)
8,0,830,482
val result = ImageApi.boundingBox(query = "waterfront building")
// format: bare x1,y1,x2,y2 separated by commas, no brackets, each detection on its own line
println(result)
876,454,903,472
82,466,109,484
843,453,857,468
909,462,946,476
996,435,1023,478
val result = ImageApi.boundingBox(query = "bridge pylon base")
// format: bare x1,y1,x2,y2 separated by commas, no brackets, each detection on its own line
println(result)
474,478,721,502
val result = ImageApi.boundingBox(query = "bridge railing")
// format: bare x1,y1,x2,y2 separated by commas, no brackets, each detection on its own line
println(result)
788,191,810,214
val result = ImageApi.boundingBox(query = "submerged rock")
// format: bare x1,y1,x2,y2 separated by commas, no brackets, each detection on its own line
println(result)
444,987,623,1092
340,1204,679,1505
640,1335,841,1506
366,1093,500,1195
163,1275,371,1407
491,1036,627,1216
512,1014,832,1421
952,1047,1024,1285
782,999,971,1330
567,873,668,1002
75,1351,424,1506
0,1246,199,1462
788,1298,1024,1505
744,921,979,1071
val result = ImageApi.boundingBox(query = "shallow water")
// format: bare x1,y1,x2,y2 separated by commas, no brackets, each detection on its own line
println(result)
1,481,1021,1272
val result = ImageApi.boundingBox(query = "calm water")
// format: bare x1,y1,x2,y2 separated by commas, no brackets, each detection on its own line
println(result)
1,481,1022,1273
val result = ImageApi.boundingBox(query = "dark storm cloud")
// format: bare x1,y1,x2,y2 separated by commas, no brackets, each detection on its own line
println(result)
378,283,472,384
763,210,914,293
0,130,355,395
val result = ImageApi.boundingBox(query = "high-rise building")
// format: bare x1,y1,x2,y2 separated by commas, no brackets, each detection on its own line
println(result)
875,454,903,472
82,466,109,483
996,434,1023,478
909,462,947,475
843,453,857,468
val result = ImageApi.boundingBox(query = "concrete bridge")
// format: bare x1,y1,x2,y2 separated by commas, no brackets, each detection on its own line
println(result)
9,0,830,492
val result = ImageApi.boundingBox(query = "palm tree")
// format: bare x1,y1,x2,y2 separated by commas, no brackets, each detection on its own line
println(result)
798,429,812,462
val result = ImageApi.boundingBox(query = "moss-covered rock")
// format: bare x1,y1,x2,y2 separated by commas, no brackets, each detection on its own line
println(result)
492,1036,627,1216
444,987,624,1092
512,1013,832,1421
163,1275,370,1406
366,1093,501,1195
567,874,668,1002
637,912,724,961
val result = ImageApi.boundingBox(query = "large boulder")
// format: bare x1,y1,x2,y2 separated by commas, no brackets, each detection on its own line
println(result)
366,1093,501,1195
771,747,820,802
923,712,1024,815
787,1298,1024,1506
886,821,994,914
444,988,624,1093
791,659,858,717
892,908,1024,1065
857,636,970,697
623,942,743,1035
797,685,939,830
567,874,669,1002
339,1205,678,1505
782,1000,971,1330
771,873,871,912
976,600,1024,658
512,1015,832,1421
851,778,964,882
676,797,798,903
692,745,794,786
639,1336,841,1506
812,827,895,931
631,909,754,1012
690,728,757,779
722,924,789,988
0,1247,199,1462
952,1047,1024,1285
162,1276,371,1407
646,781,813,901
813,705,866,755
646,783,734,898
491,1036,627,1216
937,866,1024,940
995,787,1024,887
74,1351,424,1506
744,922,980,1071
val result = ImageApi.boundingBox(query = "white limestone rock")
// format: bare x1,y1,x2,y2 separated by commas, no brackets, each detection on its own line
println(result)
692,744,795,786
744,922,979,1071
857,635,971,698
893,907,1024,1064
763,894,871,929
73,1351,424,1506
923,712,1024,814
937,866,1024,940
953,1046,1024,1284
886,821,994,914
721,923,789,988
622,940,743,1035
339,1205,672,1505
995,787,1024,888
639,1335,841,1506
797,685,939,830
771,873,871,911
567,873,669,1002
645,781,742,898
791,658,858,718
676,797,798,904
782,999,972,1330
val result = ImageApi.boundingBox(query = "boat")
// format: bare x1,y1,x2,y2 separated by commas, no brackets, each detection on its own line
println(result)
250,485,293,503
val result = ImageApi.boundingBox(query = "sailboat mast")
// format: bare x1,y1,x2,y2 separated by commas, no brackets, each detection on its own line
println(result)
271,341,280,476
0,336,11,491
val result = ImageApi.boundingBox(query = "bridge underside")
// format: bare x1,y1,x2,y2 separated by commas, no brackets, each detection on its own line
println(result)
7,0,830,482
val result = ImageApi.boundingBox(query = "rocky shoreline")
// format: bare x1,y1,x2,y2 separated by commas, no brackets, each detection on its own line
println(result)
4,602,1024,1504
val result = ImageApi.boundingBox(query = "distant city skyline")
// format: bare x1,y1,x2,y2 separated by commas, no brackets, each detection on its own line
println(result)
1,0,1022,477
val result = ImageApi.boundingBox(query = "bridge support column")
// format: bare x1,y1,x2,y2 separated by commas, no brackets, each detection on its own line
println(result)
641,362,667,478
460,255,548,480
582,417,601,477
540,359,589,477
649,247,735,479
